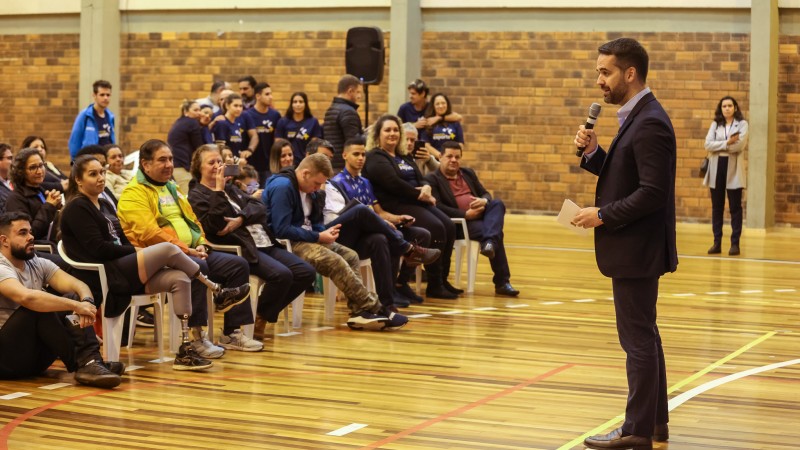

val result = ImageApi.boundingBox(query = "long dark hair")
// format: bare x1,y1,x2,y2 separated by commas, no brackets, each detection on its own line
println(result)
424,93,452,119
65,155,102,201
285,92,312,120
21,135,47,151
713,96,744,126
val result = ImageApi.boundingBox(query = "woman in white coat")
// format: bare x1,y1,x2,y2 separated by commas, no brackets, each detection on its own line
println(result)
703,96,748,256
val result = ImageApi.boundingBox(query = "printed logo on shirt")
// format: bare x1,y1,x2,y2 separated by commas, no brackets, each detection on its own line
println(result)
432,127,456,142
159,194,177,207
256,120,275,134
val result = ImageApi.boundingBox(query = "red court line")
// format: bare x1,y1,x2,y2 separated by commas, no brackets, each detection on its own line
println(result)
359,363,575,450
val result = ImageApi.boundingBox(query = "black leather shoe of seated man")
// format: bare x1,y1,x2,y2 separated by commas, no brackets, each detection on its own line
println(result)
495,283,520,297
583,427,652,450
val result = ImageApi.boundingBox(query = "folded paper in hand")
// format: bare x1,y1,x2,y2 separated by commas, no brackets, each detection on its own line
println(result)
556,199,589,236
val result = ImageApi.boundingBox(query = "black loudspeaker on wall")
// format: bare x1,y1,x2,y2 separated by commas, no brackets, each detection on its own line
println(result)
345,27,385,85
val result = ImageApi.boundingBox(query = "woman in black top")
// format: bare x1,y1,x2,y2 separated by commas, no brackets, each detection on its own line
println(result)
167,100,205,193
188,144,315,340
60,155,222,371
21,135,67,192
362,114,459,299
5,148,62,246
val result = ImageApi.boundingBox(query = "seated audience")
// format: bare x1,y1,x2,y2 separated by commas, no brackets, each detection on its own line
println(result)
233,164,262,199
103,144,133,199
362,114,459,299
269,138,295,175
189,145,316,340
0,211,121,388
6,148,62,248
422,93,465,158
325,137,436,306
306,138,335,159
167,100,205,194
117,139,255,356
21,135,67,192
425,141,519,297
263,153,407,330
0,144,13,213
61,155,223,370
74,145,118,209
403,122,439,176
275,92,323,165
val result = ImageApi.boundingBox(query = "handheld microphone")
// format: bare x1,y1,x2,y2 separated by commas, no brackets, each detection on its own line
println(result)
576,103,602,157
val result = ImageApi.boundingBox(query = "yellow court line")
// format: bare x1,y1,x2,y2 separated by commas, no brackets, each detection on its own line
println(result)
556,331,777,450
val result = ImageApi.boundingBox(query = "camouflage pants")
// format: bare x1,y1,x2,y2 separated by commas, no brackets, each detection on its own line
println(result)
290,241,381,315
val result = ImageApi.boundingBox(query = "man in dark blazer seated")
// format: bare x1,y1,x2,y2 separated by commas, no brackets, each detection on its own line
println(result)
572,37,678,450
424,141,519,297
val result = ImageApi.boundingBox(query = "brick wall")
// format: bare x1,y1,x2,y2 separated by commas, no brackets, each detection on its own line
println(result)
0,34,80,170
4,29,800,226
777,35,800,225
119,31,389,152
421,31,751,221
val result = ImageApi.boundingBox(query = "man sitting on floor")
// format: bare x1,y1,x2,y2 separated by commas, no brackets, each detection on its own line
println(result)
0,212,122,388
425,141,520,296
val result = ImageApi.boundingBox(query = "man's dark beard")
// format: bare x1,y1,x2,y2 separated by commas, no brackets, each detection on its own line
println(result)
10,244,35,261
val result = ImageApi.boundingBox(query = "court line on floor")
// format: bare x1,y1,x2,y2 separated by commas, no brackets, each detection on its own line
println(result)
556,331,778,450
359,363,574,450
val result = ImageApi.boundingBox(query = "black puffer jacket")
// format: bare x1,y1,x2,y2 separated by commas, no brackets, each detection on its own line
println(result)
323,97,362,170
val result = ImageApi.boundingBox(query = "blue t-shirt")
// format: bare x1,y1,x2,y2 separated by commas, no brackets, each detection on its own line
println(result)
243,107,281,172
423,121,464,153
276,116,323,165
397,102,427,125
331,170,378,206
213,117,245,156
394,156,420,188
93,109,113,146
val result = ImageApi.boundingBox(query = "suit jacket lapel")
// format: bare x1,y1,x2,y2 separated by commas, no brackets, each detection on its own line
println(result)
435,170,459,208
601,92,656,174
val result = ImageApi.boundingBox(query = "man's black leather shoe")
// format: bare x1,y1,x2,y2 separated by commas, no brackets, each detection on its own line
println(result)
707,242,721,254
443,280,464,295
495,283,519,297
480,241,495,259
652,423,668,442
583,427,652,449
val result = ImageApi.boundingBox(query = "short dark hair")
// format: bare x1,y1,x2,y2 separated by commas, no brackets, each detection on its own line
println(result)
210,80,226,94
76,145,107,159
408,79,429,97
93,79,112,93
0,143,11,156
224,93,242,108
139,139,171,163
306,138,334,156
597,37,649,83
21,135,46,151
254,82,271,96
337,74,362,94
284,92,312,119
343,136,365,150
103,143,124,157
11,148,43,188
0,211,32,236
441,141,462,153
238,76,257,88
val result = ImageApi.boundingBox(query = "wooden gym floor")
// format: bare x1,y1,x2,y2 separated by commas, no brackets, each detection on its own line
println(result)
1,215,798,449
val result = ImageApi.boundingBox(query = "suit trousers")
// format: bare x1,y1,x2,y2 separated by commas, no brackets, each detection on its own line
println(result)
465,199,510,286
710,156,743,245
0,308,100,378
189,250,252,330
612,276,669,437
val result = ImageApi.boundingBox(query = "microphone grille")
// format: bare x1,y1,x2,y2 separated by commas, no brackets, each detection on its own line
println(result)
589,103,602,119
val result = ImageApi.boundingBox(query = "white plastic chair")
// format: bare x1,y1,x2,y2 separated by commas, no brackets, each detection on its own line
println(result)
208,241,304,333
323,258,375,322
57,241,165,362
452,218,479,294
123,150,140,173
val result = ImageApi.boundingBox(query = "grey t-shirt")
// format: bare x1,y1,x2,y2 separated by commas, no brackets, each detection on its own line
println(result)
0,254,59,329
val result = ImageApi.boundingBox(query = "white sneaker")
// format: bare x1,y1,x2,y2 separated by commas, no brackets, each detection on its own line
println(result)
218,329,263,352
190,330,225,359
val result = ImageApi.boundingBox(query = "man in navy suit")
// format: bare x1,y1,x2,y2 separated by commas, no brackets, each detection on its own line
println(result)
572,38,678,450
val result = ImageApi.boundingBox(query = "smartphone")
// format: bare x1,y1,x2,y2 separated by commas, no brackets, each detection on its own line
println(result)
223,164,241,177
412,140,425,158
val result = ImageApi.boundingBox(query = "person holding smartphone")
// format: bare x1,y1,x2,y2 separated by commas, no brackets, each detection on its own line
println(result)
703,96,748,256
403,123,440,176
